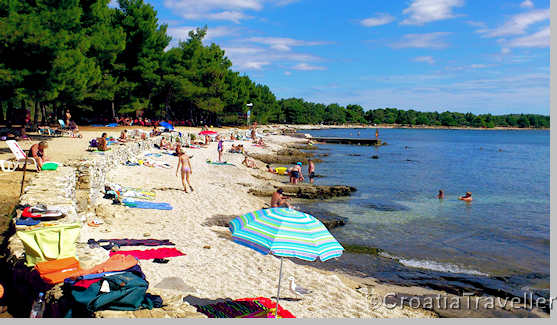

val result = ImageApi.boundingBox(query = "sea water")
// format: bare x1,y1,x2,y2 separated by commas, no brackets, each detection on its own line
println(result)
296,128,549,295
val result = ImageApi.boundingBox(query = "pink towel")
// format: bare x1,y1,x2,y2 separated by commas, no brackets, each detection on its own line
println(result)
109,247,185,260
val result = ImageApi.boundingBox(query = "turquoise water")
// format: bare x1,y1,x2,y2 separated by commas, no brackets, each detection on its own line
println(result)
297,128,549,284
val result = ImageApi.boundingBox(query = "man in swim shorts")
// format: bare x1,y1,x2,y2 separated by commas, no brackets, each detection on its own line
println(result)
271,189,291,208
290,162,304,184
308,159,315,184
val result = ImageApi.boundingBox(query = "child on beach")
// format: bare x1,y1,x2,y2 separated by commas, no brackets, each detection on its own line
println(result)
217,136,224,162
176,148,194,193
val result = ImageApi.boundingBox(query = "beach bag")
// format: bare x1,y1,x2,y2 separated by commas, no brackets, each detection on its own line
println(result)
67,271,159,317
35,257,82,284
17,223,81,266
89,139,98,147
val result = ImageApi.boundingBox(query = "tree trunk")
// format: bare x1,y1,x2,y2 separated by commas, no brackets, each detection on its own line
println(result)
41,103,47,125
6,101,14,125
33,100,39,127
111,101,116,120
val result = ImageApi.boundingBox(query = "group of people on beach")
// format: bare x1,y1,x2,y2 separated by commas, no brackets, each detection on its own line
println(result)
266,160,315,185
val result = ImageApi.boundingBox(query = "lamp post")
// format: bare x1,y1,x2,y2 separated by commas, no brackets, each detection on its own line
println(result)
246,103,253,126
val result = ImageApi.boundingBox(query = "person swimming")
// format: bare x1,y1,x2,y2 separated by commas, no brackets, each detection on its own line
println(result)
459,191,472,201
437,190,444,199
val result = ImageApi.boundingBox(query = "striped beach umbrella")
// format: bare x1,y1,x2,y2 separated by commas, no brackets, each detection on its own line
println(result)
229,208,344,317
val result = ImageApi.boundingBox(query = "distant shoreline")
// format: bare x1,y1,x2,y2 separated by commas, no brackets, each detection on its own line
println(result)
277,124,549,131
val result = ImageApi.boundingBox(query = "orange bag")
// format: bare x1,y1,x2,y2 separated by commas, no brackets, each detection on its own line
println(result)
35,257,83,284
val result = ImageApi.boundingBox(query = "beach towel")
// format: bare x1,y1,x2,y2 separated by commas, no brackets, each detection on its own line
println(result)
109,247,185,260
62,255,139,285
236,297,295,318
206,160,234,166
35,257,82,285
194,300,268,318
16,218,41,226
88,238,175,251
17,223,81,266
41,162,59,170
106,123,118,127
123,199,173,210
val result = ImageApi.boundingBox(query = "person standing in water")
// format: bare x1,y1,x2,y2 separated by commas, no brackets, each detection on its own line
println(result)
375,128,379,139
308,159,315,184
176,148,194,193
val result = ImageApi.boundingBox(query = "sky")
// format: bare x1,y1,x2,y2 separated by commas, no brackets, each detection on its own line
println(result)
115,0,550,115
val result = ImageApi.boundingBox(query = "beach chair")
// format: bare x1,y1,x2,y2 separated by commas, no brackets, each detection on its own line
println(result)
58,119,69,130
5,140,39,171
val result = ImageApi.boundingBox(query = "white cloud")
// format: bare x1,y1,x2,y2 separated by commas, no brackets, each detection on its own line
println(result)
401,0,464,25
390,32,451,49
284,71,292,76
163,0,296,23
501,47,511,54
360,14,395,27
167,26,238,43
478,9,549,38
292,63,327,71
244,37,330,51
507,26,549,48
520,0,534,9
222,44,324,70
413,56,436,64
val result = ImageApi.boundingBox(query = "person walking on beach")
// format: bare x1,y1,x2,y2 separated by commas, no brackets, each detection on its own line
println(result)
217,135,224,162
308,159,315,184
176,148,194,193
271,189,291,208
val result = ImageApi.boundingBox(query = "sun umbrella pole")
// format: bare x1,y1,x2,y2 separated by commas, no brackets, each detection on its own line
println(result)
275,257,284,319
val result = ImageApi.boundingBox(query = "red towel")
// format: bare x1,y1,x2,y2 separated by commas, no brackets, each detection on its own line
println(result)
109,247,185,260
236,297,295,318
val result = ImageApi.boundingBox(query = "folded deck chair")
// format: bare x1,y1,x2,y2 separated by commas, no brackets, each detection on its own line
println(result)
5,140,39,171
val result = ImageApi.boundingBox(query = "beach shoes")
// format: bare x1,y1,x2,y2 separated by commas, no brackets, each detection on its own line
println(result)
16,218,41,226
153,258,169,264
87,219,104,227
21,207,41,219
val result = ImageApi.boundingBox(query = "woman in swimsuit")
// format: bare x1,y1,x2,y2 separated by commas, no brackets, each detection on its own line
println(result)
176,148,194,193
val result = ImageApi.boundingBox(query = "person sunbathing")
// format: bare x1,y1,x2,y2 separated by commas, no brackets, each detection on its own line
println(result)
160,137,171,150
151,126,160,137
29,141,49,170
97,133,108,151
271,189,291,208
119,130,129,142
267,165,277,173
242,156,257,168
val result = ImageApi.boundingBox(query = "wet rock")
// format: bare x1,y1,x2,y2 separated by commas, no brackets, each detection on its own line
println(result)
276,148,313,158
246,153,322,165
287,144,319,150
249,184,356,200
371,155,379,159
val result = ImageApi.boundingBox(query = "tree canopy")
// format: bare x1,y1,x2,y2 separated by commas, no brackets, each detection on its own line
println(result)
0,0,549,129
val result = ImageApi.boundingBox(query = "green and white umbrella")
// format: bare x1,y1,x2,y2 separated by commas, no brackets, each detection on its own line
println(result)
229,208,344,317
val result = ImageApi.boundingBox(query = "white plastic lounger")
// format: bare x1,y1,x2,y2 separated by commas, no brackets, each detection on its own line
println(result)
0,160,17,172
5,140,39,171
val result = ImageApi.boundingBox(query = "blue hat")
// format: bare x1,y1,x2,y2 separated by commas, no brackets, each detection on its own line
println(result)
297,162,302,166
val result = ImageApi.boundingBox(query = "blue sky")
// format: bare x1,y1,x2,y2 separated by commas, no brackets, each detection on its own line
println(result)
120,0,549,115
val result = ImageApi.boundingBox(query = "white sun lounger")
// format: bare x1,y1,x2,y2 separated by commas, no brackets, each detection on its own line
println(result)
4,140,39,171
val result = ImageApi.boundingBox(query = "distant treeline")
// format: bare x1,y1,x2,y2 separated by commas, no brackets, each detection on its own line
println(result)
0,0,549,129
275,99,550,128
